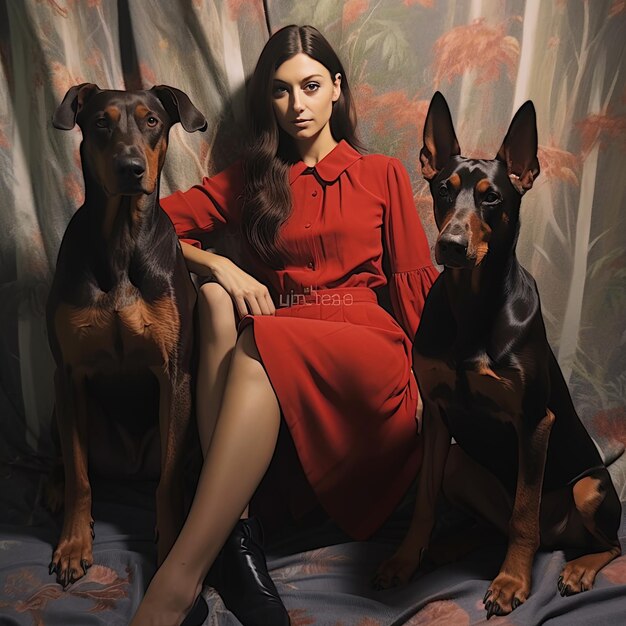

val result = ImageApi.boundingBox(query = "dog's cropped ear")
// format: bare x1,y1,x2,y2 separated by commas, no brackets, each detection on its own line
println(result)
53,83,101,130
150,85,208,133
420,91,461,181
496,101,540,195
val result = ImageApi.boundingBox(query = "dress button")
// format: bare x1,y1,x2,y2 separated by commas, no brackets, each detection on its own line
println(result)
304,222,311,228
312,190,318,197
307,261,314,269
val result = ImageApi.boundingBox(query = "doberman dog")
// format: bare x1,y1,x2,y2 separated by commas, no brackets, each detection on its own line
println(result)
47,84,206,587
374,92,621,617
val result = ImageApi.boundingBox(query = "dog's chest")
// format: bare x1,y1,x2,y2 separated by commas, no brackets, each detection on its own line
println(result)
54,277,180,371
415,352,525,476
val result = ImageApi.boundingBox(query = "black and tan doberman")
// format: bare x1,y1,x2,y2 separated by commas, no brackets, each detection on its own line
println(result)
48,84,206,587
374,92,621,617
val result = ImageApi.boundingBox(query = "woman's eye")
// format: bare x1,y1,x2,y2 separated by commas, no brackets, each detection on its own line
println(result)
272,86,287,97
147,116,158,127
304,82,320,92
484,191,501,203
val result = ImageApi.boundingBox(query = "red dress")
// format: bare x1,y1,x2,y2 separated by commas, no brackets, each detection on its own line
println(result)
161,140,438,540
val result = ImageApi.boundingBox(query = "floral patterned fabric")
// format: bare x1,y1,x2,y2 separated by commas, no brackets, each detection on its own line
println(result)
0,1,624,624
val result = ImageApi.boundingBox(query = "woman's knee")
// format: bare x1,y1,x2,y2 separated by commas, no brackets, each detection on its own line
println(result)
235,324,261,362
198,282,237,337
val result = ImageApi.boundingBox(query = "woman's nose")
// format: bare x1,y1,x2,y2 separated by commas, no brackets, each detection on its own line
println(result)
291,91,305,113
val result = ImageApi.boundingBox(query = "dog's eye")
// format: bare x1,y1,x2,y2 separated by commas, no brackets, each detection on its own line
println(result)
484,191,501,204
95,117,108,129
146,116,159,127
438,184,448,197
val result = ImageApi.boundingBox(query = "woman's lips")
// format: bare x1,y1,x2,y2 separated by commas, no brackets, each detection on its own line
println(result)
293,119,312,127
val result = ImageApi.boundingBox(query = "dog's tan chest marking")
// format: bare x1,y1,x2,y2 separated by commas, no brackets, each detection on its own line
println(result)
54,283,180,369
415,352,521,425
117,292,180,367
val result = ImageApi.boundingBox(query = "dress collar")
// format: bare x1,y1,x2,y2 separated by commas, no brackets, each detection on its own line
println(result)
289,140,362,185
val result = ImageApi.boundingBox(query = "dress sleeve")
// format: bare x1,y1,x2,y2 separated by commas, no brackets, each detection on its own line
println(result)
383,157,439,340
160,160,245,248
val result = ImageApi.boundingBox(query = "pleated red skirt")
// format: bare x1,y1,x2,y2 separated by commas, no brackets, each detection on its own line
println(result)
239,287,422,540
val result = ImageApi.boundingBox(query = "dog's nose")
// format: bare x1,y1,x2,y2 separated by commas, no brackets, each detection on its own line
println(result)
436,235,468,267
116,157,145,179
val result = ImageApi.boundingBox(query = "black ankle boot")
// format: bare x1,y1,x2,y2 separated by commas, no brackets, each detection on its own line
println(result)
206,517,290,626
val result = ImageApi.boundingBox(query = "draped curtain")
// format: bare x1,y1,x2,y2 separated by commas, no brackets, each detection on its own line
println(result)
1,0,625,486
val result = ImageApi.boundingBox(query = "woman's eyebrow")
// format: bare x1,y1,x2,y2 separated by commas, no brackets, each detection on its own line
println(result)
272,74,325,84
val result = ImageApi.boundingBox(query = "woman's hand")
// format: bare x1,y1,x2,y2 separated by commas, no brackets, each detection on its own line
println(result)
180,242,275,318
209,255,275,318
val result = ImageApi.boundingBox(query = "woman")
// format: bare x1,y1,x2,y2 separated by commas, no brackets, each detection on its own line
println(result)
130,24,438,626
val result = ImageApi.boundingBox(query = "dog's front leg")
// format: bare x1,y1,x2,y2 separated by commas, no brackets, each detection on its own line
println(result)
50,367,94,587
373,401,451,589
484,409,555,618
153,366,192,564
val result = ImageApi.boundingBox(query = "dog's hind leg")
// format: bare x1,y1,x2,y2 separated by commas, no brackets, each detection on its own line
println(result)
558,469,621,596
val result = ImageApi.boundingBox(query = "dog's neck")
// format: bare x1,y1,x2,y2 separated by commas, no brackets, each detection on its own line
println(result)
83,171,164,293
100,192,159,243
442,251,521,353
83,171,161,245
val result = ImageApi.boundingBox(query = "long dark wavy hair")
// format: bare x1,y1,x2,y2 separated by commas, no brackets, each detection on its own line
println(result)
242,24,362,269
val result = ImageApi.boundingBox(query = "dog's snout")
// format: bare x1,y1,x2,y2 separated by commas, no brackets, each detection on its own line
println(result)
436,234,468,267
116,156,146,179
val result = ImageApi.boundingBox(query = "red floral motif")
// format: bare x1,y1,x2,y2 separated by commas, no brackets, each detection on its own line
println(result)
272,547,350,590
356,84,428,137
592,406,626,446
1,565,131,623
432,18,520,88
38,0,68,18
356,84,429,161
64,171,85,207
576,113,626,158
199,138,211,167
288,608,316,626
601,555,626,584
537,144,579,186
0,122,10,149
343,0,370,27
86,47,105,70
406,600,470,625
226,0,264,24
51,62,86,101
547,35,560,49
139,62,157,89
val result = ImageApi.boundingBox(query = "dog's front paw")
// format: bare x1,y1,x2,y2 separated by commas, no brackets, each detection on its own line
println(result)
372,546,424,590
483,571,529,619
49,519,95,588
558,554,601,595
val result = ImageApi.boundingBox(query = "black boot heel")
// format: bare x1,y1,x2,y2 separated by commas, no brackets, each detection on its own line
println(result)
206,517,290,626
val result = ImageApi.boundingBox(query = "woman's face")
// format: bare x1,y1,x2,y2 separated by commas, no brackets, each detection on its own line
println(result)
271,53,341,144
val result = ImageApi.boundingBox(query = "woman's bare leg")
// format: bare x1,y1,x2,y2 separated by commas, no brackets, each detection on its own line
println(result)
130,324,281,626
195,282,238,456
196,283,250,517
